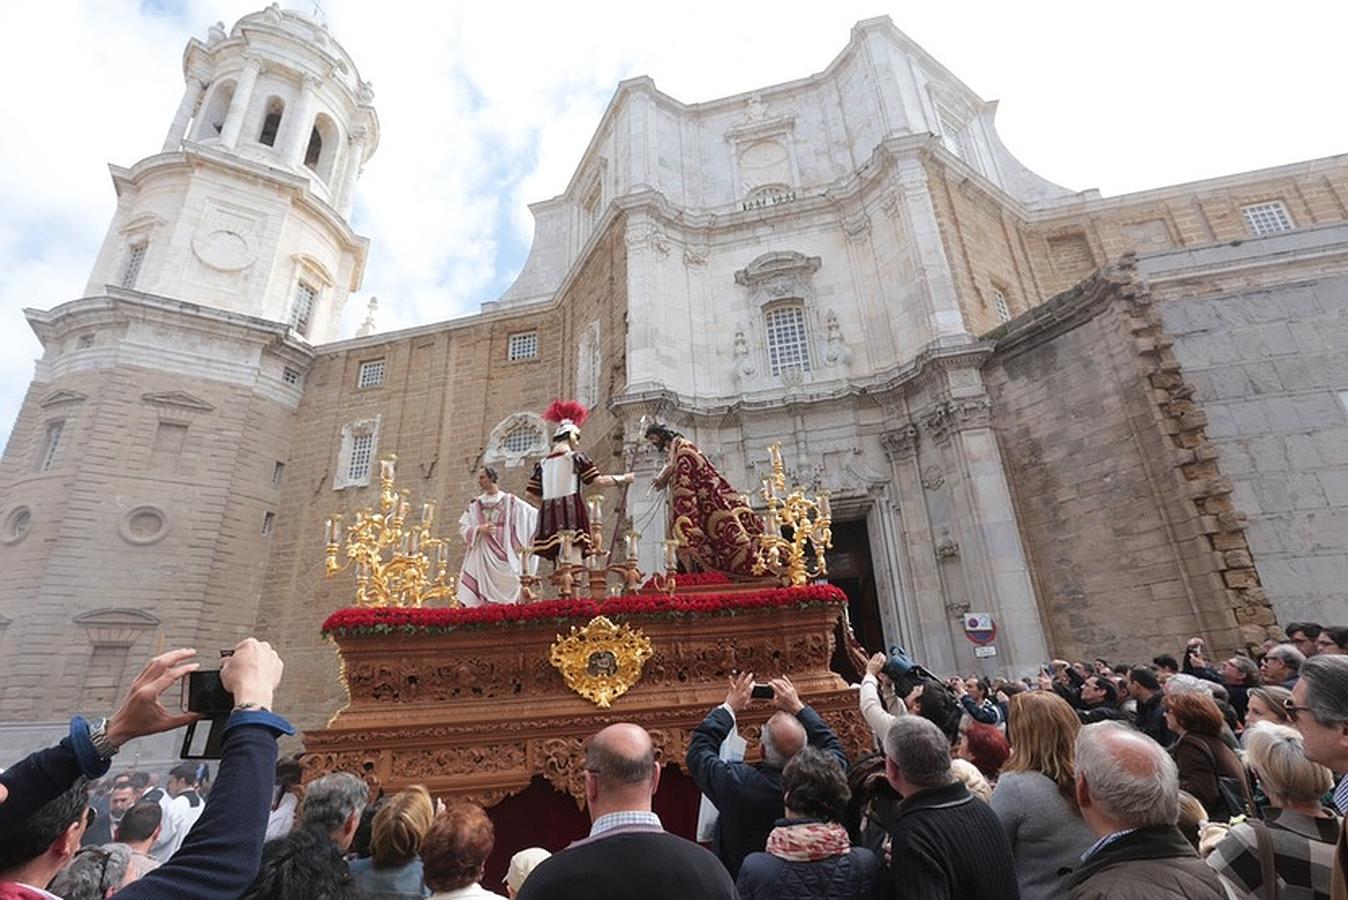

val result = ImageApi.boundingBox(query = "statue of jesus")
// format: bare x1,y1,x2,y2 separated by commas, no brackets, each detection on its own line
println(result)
457,466,538,606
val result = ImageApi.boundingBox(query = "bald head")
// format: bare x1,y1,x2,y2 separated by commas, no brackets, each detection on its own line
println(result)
585,724,656,795
1075,721,1178,831
762,712,807,768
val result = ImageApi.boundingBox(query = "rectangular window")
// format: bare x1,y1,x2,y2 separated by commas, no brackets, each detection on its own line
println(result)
262,511,276,536
83,644,131,709
357,359,386,388
765,306,811,376
36,420,64,472
272,461,285,488
291,281,317,337
120,243,147,289
582,182,603,234
937,109,969,162
282,366,301,386
1242,201,1294,236
993,289,1012,323
507,331,538,361
347,432,374,484
150,421,188,471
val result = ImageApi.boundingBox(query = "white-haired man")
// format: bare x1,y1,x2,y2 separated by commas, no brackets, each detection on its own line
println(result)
1289,655,1348,898
1068,721,1232,899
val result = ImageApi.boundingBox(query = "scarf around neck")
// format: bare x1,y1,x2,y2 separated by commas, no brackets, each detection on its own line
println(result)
765,820,853,862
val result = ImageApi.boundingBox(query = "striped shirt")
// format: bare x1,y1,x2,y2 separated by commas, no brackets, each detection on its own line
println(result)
1082,828,1137,862
1335,775,1348,816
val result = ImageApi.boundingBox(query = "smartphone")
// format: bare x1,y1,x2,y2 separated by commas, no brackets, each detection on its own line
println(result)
750,683,774,700
181,670,235,715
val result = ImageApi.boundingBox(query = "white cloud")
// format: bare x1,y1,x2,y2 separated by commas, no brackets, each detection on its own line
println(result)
0,0,1342,445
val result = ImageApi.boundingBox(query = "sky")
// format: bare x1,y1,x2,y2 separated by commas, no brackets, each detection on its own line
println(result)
0,1,1343,447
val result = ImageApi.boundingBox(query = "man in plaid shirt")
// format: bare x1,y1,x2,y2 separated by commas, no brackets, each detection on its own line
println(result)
1289,656,1348,899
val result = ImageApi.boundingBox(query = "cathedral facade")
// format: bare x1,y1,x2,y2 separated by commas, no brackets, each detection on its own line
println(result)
2,8,1346,735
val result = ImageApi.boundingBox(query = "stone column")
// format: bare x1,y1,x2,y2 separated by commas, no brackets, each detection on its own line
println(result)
335,127,368,216
881,423,960,674
923,397,1050,674
892,157,971,348
161,75,205,152
280,75,319,168
219,56,261,149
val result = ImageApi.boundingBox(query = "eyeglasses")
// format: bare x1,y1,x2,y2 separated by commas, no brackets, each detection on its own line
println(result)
1282,698,1315,722
73,846,115,894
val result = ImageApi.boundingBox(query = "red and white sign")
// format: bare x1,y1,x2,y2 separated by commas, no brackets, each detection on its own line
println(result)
963,613,997,645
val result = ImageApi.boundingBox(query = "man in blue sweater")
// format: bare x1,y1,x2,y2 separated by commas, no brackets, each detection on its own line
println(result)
0,638,291,899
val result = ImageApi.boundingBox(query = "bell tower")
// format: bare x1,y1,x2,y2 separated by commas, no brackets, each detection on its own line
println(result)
83,4,378,342
0,6,377,736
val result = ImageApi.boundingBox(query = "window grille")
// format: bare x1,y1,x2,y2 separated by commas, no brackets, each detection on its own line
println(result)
37,421,64,472
507,332,538,361
347,432,374,484
765,306,811,376
1241,202,1294,236
282,367,301,386
503,423,543,455
358,359,386,388
937,109,969,162
272,461,285,488
121,243,147,289
291,282,317,336
993,289,1012,323
262,511,276,536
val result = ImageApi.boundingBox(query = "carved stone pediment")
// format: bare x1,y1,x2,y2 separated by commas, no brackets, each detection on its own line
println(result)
141,391,215,412
39,390,88,408
734,251,821,308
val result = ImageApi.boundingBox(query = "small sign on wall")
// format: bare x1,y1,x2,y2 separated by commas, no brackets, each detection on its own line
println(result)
963,613,997,645
974,644,998,659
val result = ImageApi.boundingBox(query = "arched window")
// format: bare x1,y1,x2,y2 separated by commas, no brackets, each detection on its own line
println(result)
258,96,284,147
503,422,543,455
304,128,322,168
194,81,236,140
305,114,340,182
484,413,550,467
764,304,811,375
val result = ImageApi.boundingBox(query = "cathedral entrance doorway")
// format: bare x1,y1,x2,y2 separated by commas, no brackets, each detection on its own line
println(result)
826,518,884,672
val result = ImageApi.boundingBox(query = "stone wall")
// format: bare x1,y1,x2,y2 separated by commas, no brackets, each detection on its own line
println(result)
257,219,629,729
983,263,1274,662
1143,226,1348,628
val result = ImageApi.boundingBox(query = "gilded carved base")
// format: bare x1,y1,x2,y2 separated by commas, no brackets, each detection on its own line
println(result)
302,594,871,807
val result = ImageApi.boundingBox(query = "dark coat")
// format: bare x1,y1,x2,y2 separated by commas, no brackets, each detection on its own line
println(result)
1067,824,1232,900
1133,693,1175,747
737,838,880,900
887,780,1019,900
1171,732,1251,821
516,827,736,900
685,704,847,879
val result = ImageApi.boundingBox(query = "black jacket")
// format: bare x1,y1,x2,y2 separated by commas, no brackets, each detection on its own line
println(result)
685,704,847,878
737,824,880,900
887,780,1019,900
516,827,736,900
1133,693,1175,747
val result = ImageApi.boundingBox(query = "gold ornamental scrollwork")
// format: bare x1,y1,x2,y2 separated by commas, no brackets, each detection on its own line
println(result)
549,616,653,708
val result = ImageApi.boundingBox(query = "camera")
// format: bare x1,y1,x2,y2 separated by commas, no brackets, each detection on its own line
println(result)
882,644,939,698
179,652,235,760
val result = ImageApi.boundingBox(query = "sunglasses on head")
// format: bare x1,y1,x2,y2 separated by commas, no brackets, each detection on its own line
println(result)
1282,697,1314,722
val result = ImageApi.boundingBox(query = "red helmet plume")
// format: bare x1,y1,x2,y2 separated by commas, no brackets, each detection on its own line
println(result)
542,399,589,426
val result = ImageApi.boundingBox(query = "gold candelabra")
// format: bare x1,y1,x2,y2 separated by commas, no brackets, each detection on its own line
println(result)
752,443,833,586
324,454,459,608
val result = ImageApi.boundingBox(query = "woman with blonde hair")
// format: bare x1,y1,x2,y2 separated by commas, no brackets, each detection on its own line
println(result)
1244,685,1294,731
989,690,1096,900
1206,722,1341,897
350,785,436,899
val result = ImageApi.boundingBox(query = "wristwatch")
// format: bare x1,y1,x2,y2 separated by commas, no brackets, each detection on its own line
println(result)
88,717,120,761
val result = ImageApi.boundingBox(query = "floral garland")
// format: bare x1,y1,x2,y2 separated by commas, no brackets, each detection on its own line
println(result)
322,583,846,638
639,571,730,589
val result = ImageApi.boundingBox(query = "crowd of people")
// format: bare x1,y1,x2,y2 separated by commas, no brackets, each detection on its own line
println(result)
1,620,1345,899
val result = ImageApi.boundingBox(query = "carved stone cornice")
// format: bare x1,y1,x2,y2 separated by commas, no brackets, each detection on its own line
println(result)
880,424,919,461
921,397,992,441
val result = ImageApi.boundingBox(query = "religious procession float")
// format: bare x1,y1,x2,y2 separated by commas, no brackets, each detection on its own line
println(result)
302,400,871,853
